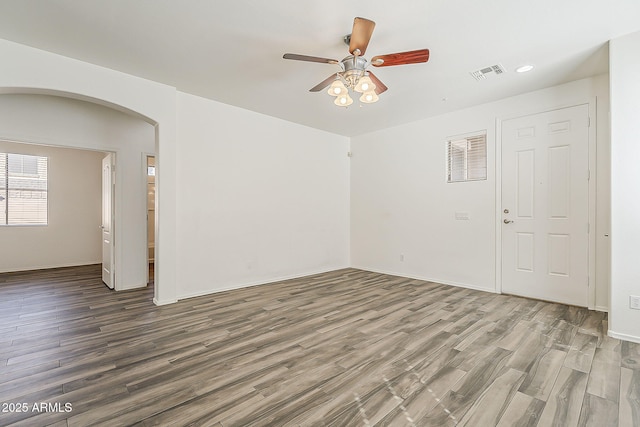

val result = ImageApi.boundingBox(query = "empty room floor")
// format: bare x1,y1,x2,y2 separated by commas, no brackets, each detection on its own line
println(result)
0,265,638,426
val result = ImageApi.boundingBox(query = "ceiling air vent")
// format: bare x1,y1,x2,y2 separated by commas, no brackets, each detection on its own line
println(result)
470,64,506,81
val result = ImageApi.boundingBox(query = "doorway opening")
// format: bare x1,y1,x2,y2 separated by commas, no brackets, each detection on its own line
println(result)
146,155,156,285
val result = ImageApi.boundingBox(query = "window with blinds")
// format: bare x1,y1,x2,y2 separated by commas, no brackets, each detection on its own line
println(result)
0,153,48,225
446,132,487,183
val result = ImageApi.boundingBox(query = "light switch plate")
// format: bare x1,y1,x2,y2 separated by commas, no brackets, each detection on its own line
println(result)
455,212,470,220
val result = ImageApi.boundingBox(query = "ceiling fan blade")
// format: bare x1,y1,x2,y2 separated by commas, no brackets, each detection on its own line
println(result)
349,17,375,55
309,74,338,92
371,49,430,67
367,72,388,95
283,53,339,64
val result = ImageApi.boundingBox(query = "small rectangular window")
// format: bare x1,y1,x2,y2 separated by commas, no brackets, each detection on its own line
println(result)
0,153,48,225
447,132,487,182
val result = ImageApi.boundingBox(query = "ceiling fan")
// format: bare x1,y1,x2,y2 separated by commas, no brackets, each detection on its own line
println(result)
283,17,430,107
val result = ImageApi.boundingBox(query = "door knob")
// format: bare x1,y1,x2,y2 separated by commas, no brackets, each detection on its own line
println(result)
503,219,514,224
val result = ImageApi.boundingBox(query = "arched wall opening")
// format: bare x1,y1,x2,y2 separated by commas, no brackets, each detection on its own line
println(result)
0,93,156,295
0,38,178,304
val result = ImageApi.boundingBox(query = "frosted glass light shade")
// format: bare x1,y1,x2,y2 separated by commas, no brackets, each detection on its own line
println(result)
359,90,379,103
327,79,348,96
334,94,353,107
354,76,376,93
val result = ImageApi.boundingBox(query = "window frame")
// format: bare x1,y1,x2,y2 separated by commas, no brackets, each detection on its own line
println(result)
446,131,488,183
0,152,49,226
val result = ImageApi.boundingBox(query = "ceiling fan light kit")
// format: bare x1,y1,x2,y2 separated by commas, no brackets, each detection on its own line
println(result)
334,94,354,106
283,17,430,108
354,75,375,93
327,78,348,96
359,90,379,104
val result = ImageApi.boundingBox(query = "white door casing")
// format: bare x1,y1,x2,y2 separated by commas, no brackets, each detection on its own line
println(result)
102,153,114,289
501,105,589,306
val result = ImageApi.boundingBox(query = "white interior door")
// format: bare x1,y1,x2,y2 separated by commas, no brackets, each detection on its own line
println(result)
501,105,589,306
102,153,114,289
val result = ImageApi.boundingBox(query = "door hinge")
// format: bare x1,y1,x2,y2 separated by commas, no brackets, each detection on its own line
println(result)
587,223,590,233
347,151,352,158
588,116,591,127
587,169,591,181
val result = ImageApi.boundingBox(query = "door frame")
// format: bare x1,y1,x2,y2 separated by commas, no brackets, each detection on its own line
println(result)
142,152,155,285
495,99,598,309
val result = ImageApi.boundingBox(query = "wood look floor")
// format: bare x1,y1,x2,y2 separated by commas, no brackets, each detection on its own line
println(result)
0,266,639,426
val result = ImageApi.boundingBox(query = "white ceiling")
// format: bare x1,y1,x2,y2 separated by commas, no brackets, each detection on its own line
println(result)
0,1,639,137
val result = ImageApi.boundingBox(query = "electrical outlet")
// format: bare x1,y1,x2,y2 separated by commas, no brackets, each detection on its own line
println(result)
630,295,640,310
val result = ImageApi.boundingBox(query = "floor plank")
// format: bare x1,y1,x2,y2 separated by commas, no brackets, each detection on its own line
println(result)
457,368,526,426
537,367,589,427
565,332,598,373
518,348,567,401
496,391,545,427
619,367,640,427
578,393,619,427
587,348,622,402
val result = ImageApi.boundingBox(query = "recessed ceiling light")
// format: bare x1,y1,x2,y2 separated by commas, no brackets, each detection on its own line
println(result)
516,65,534,73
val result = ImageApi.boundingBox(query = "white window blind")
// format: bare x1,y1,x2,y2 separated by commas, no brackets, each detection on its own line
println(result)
447,132,487,182
0,154,5,225
0,153,48,225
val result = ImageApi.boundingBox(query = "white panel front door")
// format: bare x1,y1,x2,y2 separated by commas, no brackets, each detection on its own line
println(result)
102,153,114,289
501,105,589,306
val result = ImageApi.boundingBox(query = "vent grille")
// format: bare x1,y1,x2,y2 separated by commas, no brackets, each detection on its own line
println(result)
470,64,506,81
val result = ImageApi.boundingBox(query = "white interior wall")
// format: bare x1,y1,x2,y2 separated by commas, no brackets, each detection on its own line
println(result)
175,92,350,298
351,75,611,309
609,31,640,343
0,94,155,289
0,140,103,272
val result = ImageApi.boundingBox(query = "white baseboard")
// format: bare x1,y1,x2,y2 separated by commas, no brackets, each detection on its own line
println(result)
177,265,351,301
153,297,178,306
594,305,609,313
0,261,101,274
349,265,498,294
117,283,148,291
608,330,640,344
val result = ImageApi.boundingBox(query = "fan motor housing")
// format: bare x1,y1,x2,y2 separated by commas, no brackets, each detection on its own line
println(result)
342,55,368,72
341,55,367,86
